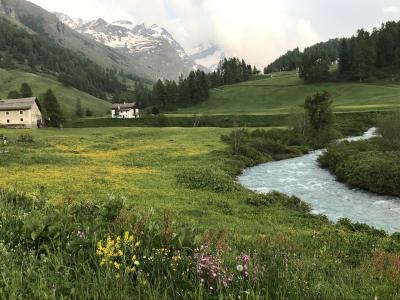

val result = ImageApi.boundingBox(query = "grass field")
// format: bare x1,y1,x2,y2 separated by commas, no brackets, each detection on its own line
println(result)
173,71,400,116
0,68,111,117
0,127,279,234
1,127,400,298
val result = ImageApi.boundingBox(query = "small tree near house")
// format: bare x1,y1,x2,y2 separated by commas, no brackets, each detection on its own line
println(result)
42,89,63,128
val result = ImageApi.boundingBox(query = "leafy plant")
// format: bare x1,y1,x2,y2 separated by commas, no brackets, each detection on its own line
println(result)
176,168,238,193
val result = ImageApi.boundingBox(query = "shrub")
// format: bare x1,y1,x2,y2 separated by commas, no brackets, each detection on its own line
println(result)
100,195,125,222
378,112,400,149
221,128,310,167
336,218,387,237
17,134,34,143
320,140,400,196
176,168,238,193
151,107,160,115
246,191,311,214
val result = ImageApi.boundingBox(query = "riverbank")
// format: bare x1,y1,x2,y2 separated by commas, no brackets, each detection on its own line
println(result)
319,136,400,197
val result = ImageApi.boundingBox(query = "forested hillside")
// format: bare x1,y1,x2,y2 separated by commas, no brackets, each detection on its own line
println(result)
140,57,260,111
0,68,111,116
265,39,340,74
0,17,128,100
266,21,400,84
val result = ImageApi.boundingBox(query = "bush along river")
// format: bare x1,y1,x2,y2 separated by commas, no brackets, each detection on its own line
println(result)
238,128,400,233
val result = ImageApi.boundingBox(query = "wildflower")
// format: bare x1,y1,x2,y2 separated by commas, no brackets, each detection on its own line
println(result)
134,260,140,266
236,265,244,272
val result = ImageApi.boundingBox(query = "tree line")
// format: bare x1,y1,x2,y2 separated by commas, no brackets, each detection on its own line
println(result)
266,20,400,83
136,57,259,112
0,16,128,100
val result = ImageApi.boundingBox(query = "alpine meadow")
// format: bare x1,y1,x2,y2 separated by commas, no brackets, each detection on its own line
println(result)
1,0,400,299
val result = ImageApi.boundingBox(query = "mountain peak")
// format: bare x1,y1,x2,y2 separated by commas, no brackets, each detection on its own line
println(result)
54,12,85,29
188,43,225,71
54,12,207,79
87,18,108,28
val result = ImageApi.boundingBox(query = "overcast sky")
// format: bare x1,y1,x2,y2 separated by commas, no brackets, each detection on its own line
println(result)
29,0,400,66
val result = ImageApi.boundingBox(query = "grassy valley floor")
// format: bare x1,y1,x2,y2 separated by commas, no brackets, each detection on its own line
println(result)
0,127,400,298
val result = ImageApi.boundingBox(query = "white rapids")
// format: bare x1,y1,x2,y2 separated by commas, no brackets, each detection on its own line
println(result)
238,128,400,233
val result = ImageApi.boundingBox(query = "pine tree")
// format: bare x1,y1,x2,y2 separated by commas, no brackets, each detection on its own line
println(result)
20,83,33,98
152,80,167,108
7,90,22,99
338,39,351,75
178,75,190,106
86,108,93,117
304,91,333,135
75,98,83,118
42,89,63,127
164,80,178,110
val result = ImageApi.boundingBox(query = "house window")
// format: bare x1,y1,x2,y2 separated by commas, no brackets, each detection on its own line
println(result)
20,118,23,122
20,111,23,114
6,112,9,115
7,120,10,123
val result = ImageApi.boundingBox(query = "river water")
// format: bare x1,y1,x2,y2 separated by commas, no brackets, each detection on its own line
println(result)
238,128,400,233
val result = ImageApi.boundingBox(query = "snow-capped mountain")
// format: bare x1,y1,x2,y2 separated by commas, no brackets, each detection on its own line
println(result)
55,13,196,80
55,12,85,30
188,43,225,71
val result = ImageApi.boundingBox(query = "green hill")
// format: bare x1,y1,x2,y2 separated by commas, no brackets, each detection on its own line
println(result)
0,68,111,117
172,71,400,116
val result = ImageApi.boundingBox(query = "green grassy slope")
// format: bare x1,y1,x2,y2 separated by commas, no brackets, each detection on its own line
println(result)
173,71,400,116
0,68,111,117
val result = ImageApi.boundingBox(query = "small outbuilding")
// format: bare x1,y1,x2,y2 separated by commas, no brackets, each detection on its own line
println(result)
0,97,43,128
111,102,139,119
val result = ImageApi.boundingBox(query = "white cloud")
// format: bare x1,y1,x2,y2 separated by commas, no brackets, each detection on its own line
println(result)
383,6,400,14
28,0,398,66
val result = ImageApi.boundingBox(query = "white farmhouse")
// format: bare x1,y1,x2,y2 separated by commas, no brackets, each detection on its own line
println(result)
0,97,43,128
111,103,139,119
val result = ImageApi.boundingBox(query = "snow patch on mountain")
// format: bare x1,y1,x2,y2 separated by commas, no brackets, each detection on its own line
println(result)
188,43,225,71
55,13,224,78
54,12,85,30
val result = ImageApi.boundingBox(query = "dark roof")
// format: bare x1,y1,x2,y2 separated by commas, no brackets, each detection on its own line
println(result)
112,102,137,109
0,97,39,111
